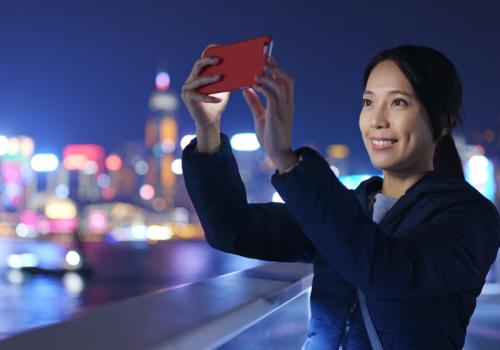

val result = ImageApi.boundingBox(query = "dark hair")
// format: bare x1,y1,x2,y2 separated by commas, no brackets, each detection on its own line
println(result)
363,45,465,180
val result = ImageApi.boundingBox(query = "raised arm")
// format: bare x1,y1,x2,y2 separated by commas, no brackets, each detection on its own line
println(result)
271,146,500,298
182,134,315,262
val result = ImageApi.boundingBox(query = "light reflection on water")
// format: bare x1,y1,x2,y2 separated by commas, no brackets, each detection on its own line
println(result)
0,237,263,340
0,270,82,338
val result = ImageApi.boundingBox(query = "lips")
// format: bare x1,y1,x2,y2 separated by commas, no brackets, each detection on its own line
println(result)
369,137,398,150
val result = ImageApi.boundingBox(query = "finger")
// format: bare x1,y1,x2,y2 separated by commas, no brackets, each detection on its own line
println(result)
242,88,265,117
253,83,279,114
255,75,283,100
183,74,221,91
211,91,229,100
201,43,221,57
183,90,222,104
267,64,293,82
265,65,295,104
186,56,221,83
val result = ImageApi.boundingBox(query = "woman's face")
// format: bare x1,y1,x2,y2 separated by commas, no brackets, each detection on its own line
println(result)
359,59,436,174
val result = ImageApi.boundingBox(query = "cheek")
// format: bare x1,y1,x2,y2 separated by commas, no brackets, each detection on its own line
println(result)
400,117,433,151
358,112,368,135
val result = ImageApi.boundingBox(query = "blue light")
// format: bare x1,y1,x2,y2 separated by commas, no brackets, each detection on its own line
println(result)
465,155,495,201
338,174,378,190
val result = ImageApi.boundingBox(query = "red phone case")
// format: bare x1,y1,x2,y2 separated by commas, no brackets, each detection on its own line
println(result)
198,35,273,95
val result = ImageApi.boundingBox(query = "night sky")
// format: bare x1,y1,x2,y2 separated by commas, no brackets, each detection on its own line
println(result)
0,0,499,172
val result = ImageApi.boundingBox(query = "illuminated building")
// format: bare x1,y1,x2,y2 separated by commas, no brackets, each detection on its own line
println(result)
144,71,179,211
62,144,105,201
0,136,35,212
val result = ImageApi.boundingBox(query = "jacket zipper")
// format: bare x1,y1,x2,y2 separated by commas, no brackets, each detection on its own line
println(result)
337,300,358,349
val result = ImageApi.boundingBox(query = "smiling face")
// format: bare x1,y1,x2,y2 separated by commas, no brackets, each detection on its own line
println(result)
359,59,437,175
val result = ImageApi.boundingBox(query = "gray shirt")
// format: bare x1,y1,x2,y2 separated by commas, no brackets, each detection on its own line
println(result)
372,192,398,224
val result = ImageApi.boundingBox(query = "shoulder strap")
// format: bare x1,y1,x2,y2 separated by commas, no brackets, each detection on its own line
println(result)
358,289,384,350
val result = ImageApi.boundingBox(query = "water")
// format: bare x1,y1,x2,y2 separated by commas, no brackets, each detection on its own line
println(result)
0,237,264,340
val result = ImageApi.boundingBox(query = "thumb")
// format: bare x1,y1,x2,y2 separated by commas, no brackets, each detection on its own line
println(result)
242,88,265,119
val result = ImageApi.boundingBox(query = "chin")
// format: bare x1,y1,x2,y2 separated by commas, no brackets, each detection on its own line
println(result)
369,158,401,172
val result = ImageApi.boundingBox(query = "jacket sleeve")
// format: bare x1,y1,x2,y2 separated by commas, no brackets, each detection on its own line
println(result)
181,133,315,263
271,146,500,299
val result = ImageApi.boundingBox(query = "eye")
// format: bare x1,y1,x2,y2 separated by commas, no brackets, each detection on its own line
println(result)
362,98,372,107
392,98,407,107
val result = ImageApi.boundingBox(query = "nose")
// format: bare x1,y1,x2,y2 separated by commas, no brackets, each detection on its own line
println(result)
369,106,389,129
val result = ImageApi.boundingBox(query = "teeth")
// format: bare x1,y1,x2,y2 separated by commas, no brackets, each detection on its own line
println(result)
372,139,396,146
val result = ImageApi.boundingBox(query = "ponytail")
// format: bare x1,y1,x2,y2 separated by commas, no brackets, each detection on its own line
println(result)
433,133,464,180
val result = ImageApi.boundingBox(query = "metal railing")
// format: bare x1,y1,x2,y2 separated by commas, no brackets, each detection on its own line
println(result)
0,262,313,350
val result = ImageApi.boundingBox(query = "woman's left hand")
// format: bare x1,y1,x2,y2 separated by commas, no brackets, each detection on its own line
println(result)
242,58,299,173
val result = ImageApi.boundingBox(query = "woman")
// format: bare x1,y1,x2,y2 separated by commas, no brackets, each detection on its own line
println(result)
181,45,500,349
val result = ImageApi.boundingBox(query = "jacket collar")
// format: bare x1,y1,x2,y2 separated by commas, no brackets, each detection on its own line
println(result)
355,170,473,226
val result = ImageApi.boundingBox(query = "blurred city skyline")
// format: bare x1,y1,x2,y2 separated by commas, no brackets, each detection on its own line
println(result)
0,0,499,173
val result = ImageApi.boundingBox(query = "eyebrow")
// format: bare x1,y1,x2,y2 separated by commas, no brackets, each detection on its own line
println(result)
363,90,414,98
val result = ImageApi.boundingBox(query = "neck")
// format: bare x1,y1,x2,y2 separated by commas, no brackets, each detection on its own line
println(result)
381,169,432,199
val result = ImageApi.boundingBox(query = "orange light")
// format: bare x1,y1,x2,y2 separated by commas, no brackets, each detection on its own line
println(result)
63,154,88,171
160,116,177,152
145,120,157,149
105,155,122,172
161,155,175,187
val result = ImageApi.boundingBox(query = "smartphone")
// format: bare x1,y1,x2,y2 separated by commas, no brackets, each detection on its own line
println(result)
198,35,273,95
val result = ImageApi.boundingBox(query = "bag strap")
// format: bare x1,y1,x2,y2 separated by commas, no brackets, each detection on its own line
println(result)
358,289,384,350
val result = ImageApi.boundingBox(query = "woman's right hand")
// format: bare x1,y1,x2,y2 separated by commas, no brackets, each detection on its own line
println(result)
181,49,230,131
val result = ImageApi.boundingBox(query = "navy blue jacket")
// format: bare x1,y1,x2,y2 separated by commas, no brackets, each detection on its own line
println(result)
182,133,500,349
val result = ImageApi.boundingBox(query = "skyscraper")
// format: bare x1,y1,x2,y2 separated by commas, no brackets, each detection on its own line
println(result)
144,71,179,211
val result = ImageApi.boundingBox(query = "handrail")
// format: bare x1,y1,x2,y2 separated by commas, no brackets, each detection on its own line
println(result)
0,262,313,350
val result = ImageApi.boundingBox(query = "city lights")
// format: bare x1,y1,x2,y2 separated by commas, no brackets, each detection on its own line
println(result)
88,210,109,234
0,135,8,155
146,225,173,241
272,192,284,203
161,140,176,153
15,223,30,238
8,137,20,156
180,134,196,149
45,198,78,220
8,253,39,269
338,175,374,189
63,144,105,172
230,133,260,151
97,173,111,188
171,159,182,175
55,185,70,199
465,155,495,201
105,154,122,172
84,160,98,175
134,160,149,175
155,72,171,91
31,153,59,172
139,184,155,200
20,137,35,157
63,154,88,171
63,272,85,295
65,250,82,267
